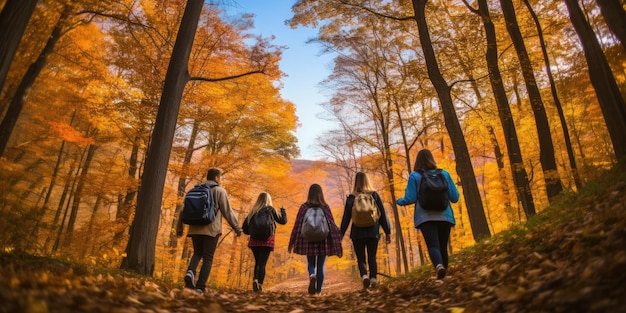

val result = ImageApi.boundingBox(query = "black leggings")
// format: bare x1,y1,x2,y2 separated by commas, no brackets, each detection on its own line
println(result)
251,246,272,284
352,237,380,279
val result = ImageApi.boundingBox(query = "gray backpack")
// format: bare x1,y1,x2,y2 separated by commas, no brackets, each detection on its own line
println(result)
300,207,330,242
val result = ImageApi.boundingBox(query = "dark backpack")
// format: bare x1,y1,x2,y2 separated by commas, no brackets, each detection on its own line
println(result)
248,207,275,240
300,206,330,242
351,192,380,227
181,183,217,225
418,169,450,211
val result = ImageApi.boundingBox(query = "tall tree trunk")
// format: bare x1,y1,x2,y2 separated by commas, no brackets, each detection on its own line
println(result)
64,142,98,246
121,0,204,275
410,0,491,240
465,0,536,218
113,134,141,246
564,0,626,160
523,0,582,190
168,118,200,248
0,5,69,155
0,0,38,92
596,0,626,51
499,0,564,202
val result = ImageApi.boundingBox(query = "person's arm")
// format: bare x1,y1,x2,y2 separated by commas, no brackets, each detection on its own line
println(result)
445,171,460,203
273,206,288,225
397,173,418,206
175,210,185,237
373,192,391,238
288,205,307,253
339,196,354,237
215,187,242,235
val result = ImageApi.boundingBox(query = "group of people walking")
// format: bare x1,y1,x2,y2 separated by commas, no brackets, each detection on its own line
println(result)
176,149,459,295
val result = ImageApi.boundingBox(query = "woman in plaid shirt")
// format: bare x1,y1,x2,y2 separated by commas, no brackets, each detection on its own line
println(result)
242,192,287,292
288,184,343,294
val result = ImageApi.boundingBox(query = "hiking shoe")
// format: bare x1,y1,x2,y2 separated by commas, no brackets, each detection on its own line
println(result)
253,279,261,292
362,274,370,289
308,274,317,295
370,278,378,289
436,264,447,280
195,288,204,294
184,270,195,289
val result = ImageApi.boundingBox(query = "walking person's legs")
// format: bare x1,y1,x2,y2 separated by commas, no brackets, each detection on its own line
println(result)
315,255,326,293
365,237,379,287
352,238,369,288
195,235,219,292
419,222,446,279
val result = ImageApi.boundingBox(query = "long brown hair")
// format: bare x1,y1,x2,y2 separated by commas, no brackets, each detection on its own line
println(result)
352,171,375,194
306,184,328,207
413,149,437,172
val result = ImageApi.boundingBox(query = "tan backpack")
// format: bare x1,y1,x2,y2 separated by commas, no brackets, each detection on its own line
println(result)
351,192,380,227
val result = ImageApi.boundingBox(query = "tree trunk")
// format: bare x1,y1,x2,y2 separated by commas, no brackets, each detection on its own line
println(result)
64,142,98,246
0,5,68,155
410,0,491,240
564,0,626,160
523,0,582,190
499,0,564,202
168,118,200,248
596,0,626,51
121,0,204,276
0,0,38,92
468,0,536,218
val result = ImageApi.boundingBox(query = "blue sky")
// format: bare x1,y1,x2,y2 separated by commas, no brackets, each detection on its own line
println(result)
221,0,337,160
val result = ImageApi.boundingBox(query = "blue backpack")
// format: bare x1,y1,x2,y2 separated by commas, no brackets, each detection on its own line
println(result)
181,183,217,225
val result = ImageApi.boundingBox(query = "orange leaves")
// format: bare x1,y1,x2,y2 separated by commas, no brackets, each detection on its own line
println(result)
46,121,95,146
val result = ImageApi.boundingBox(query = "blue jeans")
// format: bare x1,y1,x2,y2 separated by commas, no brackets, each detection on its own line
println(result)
352,237,380,279
188,235,219,291
307,255,327,293
418,221,452,268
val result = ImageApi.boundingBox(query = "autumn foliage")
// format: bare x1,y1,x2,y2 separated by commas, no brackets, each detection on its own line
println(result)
0,0,625,305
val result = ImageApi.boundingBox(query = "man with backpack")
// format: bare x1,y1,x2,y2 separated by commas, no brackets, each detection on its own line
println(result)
340,172,392,290
396,149,460,280
176,167,242,294
241,192,287,292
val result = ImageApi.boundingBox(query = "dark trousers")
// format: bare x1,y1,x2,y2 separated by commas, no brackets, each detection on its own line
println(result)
188,234,219,291
419,221,452,268
251,246,272,284
352,237,380,279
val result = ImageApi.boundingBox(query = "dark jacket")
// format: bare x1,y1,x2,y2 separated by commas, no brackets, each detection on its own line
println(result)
340,191,392,240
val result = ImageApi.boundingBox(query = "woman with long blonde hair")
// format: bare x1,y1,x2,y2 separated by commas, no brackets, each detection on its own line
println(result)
242,192,287,292
340,172,391,289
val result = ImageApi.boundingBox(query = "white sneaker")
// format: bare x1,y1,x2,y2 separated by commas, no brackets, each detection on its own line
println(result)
362,274,370,289
184,270,195,289
370,278,378,289
436,264,447,280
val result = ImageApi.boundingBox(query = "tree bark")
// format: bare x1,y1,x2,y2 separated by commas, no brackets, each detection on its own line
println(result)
596,0,626,51
120,0,204,275
564,0,626,160
0,0,38,92
0,5,68,155
523,0,581,190
410,0,491,240
499,0,564,202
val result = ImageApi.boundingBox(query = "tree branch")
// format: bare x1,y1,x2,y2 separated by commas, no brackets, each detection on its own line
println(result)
189,70,265,83
338,0,415,21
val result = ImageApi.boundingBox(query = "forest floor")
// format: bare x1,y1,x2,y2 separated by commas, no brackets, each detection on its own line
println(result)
2,165,626,312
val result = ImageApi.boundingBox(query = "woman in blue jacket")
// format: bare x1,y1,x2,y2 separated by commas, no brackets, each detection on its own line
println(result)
396,149,460,279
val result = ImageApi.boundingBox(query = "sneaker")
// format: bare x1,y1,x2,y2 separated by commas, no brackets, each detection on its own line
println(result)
253,279,261,292
370,278,378,289
308,274,317,295
436,264,447,280
195,288,204,294
184,270,195,289
362,274,370,289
